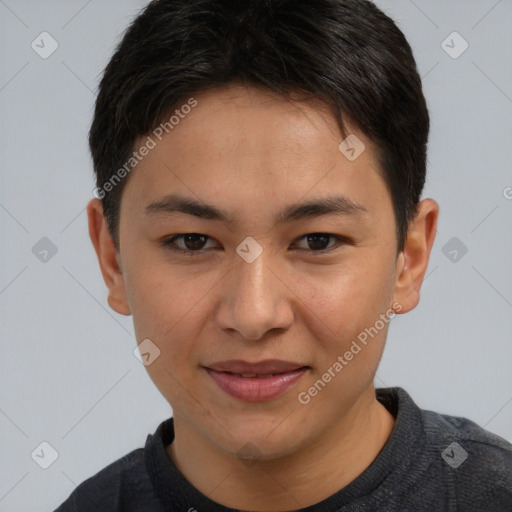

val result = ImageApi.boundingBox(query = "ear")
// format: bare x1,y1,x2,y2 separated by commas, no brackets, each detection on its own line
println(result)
87,198,131,316
393,198,439,314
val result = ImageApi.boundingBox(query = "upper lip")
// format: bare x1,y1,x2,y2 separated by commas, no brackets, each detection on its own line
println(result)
204,359,308,374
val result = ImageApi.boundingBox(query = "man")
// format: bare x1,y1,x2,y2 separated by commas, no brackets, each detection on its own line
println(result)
55,0,512,510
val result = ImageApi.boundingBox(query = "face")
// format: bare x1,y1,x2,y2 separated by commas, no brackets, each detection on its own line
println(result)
96,84,426,460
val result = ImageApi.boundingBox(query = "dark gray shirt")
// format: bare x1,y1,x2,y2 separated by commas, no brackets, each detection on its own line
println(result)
54,387,512,511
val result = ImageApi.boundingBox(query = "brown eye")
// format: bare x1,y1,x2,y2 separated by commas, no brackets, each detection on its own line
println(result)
162,233,215,252
182,233,208,250
306,234,331,250
293,233,344,252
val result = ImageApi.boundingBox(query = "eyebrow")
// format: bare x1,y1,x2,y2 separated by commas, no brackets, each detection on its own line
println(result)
145,193,368,226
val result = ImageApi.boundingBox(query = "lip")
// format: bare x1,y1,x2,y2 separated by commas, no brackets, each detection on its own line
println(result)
205,359,307,374
203,360,309,402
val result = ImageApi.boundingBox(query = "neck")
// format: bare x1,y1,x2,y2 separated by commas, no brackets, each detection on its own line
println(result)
167,385,395,511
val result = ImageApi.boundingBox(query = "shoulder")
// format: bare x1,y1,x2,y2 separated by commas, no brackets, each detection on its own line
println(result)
54,448,162,512
421,406,512,508
422,406,512,464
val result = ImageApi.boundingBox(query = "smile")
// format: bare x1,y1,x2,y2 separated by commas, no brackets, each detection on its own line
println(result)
203,361,309,402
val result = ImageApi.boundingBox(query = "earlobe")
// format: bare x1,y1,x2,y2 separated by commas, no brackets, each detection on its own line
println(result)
393,199,439,314
87,198,131,316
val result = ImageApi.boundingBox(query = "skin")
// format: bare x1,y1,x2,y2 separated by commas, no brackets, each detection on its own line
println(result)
88,84,438,511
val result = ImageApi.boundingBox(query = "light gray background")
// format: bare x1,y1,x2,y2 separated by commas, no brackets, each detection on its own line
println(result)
1,1,511,510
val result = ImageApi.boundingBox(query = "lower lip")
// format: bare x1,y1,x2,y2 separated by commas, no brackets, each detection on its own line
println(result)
204,367,308,402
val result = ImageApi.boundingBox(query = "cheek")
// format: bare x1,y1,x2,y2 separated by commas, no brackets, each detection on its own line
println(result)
123,258,199,334
293,254,396,347
123,260,220,385
295,261,395,408
124,265,203,405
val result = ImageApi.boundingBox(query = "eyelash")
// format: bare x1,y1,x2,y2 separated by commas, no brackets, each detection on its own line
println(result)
160,233,350,255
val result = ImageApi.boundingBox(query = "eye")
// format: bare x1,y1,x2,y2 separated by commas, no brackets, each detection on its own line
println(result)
292,233,346,252
161,233,218,253
161,232,349,255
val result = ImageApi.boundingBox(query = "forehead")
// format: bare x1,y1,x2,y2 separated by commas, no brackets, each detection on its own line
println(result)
121,84,391,226
133,84,379,174
170,85,350,156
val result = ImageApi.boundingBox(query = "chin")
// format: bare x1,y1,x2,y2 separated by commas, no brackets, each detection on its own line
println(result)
204,415,311,462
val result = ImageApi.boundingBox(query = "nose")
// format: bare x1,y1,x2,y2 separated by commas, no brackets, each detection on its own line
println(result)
215,248,294,341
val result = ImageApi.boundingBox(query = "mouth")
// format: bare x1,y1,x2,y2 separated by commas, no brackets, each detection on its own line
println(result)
203,360,310,402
